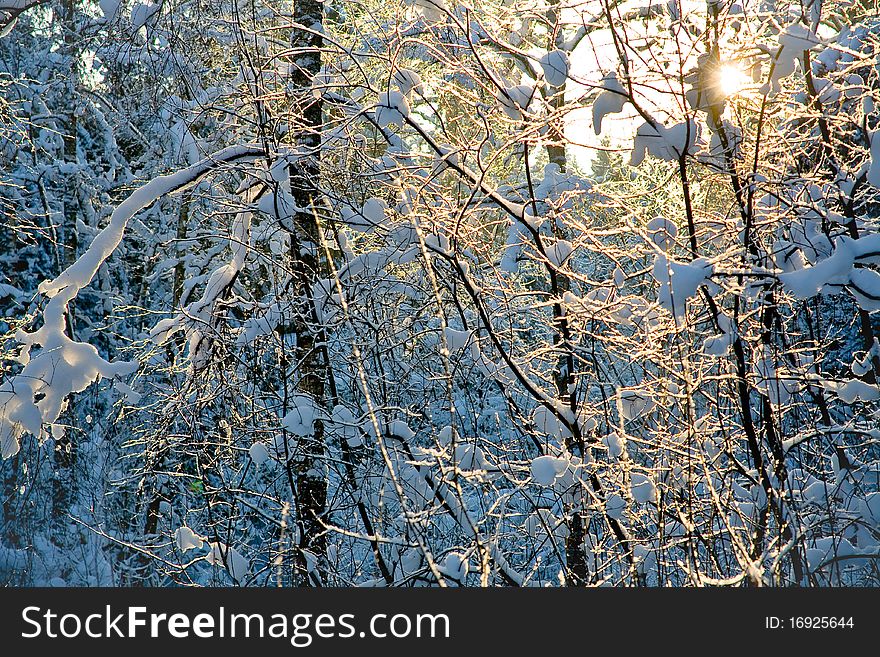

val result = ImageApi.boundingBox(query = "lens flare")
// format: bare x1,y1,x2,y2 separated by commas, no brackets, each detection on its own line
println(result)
717,62,751,97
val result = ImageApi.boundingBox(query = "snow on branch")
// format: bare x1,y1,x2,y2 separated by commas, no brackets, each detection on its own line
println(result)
0,0,46,36
777,234,880,310
0,144,264,458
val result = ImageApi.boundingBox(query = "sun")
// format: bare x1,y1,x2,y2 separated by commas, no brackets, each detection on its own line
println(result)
717,62,751,98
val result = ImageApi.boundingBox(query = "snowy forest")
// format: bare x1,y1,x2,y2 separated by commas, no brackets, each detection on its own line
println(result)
0,0,879,588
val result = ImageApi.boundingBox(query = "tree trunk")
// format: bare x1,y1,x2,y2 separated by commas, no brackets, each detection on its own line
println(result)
287,0,328,586
52,0,79,532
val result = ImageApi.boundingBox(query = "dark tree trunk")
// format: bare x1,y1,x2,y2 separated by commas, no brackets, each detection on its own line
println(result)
52,0,79,532
287,0,328,586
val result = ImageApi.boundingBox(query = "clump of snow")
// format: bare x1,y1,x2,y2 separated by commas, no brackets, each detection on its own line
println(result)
801,480,830,505
652,254,713,319
388,419,415,442
530,455,568,486
822,379,880,403
811,77,840,105
592,73,627,135
440,552,469,581
500,221,526,272
499,208,548,274
454,443,488,470
174,526,204,552
631,472,657,503
130,1,159,29
269,156,291,183
540,50,570,87
281,394,319,436
777,237,855,299
618,389,654,421
646,216,677,250
776,235,880,311
534,162,589,202
0,282,22,301
437,425,454,447
361,197,387,229
496,84,534,120
169,120,200,165
703,331,734,356
0,328,138,458
771,23,824,91
393,68,424,96
630,120,699,165
602,432,625,459
533,406,568,438
376,91,410,129
545,239,574,267
152,203,255,368
852,341,880,377
754,348,802,406
205,543,249,582
806,536,856,572
236,302,284,347
405,0,447,22
443,327,472,351
859,492,880,526
843,74,864,99
847,267,880,311
520,207,543,231
99,0,121,20
249,442,271,466
633,543,656,575
113,380,142,404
